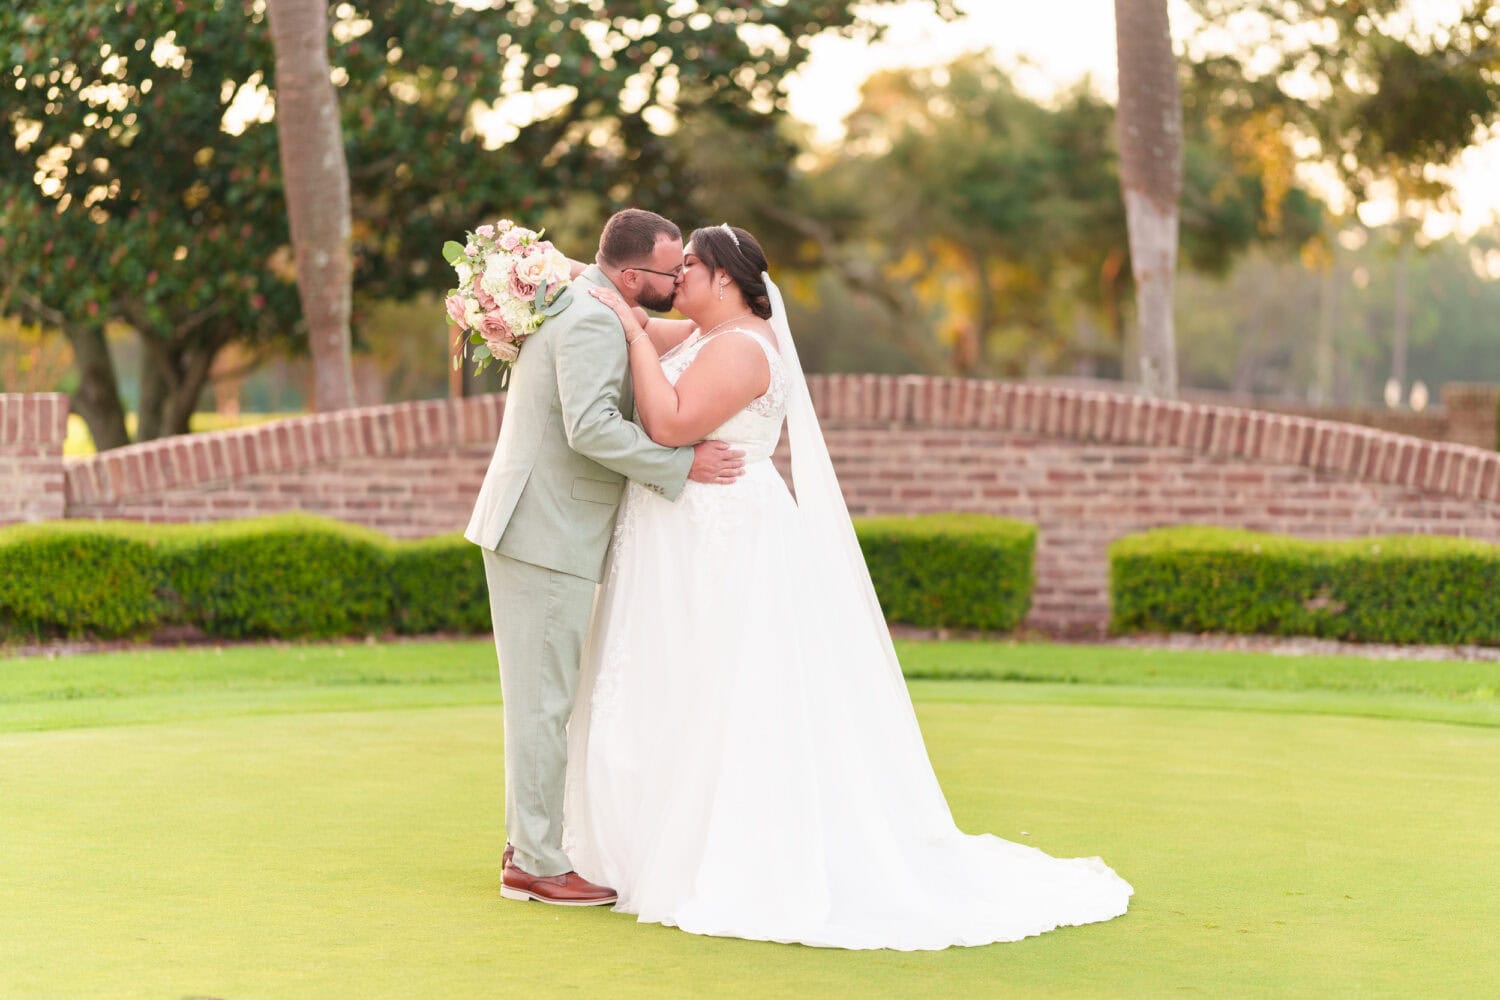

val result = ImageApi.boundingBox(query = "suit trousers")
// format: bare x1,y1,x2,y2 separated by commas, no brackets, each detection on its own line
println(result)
482,548,596,877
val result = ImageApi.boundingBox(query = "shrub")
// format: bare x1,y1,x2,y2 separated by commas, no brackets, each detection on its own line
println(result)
0,523,160,640
855,514,1036,631
388,534,491,635
154,515,391,639
1110,526,1500,645
0,513,1038,641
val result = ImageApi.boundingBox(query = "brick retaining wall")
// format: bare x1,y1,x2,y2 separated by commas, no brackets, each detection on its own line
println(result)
6,380,1499,635
0,393,68,524
62,396,504,538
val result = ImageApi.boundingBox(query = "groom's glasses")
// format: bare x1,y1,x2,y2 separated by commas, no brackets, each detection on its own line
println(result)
627,265,684,280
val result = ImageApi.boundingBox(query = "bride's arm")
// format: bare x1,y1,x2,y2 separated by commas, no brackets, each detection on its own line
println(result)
642,315,696,354
628,336,769,447
589,288,769,447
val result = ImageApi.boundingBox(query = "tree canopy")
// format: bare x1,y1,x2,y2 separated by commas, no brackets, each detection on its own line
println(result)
804,56,1321,377
1184,0,1500,215
1,0,948,449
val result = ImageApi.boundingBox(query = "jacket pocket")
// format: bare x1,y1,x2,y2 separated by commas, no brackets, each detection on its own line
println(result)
571,477,623,506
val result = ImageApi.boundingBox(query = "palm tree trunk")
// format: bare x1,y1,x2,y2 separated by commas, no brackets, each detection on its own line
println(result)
1315,251,1339,405
266,0,355,411
1114,0,1183,399
1390,234,1411,397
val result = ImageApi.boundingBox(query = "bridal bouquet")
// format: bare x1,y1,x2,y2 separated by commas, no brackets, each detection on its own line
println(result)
442,219,571,385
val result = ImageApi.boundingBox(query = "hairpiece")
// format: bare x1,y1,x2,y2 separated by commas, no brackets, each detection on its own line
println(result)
719,223,741,248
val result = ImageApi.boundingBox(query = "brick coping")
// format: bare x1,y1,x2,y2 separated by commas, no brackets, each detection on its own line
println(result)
52,377,1500,506
63,395,505,507
0,393,69,447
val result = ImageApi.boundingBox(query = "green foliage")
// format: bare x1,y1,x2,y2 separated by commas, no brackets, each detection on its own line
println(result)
823,57,1322,377
0,523,160,640
0,513,1033,642
1175,232,1500,404
1111,526,1500,645
154,516,391,639
855,514,1035,631
388,534,490,636
0,0,946,448
1183,0,1499,210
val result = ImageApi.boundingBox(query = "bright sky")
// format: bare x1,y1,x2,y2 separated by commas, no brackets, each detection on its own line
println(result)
782,0,1500,240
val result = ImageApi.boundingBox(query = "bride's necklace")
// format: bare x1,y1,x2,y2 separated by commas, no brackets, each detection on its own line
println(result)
698,312,753,340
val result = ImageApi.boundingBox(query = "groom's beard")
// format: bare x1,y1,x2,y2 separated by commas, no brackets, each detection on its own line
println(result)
637,286,676,313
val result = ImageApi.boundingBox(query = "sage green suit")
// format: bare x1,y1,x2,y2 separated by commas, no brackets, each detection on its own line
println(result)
464,265,693,877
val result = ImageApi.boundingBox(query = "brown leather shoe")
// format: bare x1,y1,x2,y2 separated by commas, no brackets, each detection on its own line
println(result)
503,843,513,869
501,864,618,907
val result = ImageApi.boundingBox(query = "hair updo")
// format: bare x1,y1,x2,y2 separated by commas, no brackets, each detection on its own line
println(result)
689,224,772,320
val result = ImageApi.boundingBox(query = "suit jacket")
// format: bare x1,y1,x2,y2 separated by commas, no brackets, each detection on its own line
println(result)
464,265,693,581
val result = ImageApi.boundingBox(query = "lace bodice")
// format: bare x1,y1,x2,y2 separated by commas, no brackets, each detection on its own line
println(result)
658,327,786,461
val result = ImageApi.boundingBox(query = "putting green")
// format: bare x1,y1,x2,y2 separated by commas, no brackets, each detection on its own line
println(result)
4,696,1498,998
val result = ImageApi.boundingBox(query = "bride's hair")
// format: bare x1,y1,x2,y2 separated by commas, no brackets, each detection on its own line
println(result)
689,224,772,319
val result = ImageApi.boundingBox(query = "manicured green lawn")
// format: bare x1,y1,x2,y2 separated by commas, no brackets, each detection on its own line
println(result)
3,639,1498,998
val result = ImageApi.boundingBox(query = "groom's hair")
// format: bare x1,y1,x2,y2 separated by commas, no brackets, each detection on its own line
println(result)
598,209,681,267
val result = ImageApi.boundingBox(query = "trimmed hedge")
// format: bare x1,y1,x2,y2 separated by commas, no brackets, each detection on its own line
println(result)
0,523,160,639
388,533,492,635
0,512,1037,642
155,517,392,639
1110,526,1500,645
856,514,1035,631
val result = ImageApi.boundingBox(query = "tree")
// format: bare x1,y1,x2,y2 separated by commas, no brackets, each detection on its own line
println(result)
0,317,75,394
815,56,1317,378
266,0,354,411
1114,0,1184,398
1,0,946,450
1183,0,1500,397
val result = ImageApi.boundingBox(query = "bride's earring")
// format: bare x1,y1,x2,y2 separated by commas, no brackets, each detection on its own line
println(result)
718,282,725,301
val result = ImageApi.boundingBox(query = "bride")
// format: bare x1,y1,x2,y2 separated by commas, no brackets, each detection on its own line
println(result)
567,223,1132,950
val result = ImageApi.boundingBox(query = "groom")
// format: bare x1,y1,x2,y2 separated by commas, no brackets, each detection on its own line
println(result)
465,208,744,906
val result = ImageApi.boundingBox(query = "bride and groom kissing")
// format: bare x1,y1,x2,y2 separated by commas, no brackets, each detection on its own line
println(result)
463,208,1132,949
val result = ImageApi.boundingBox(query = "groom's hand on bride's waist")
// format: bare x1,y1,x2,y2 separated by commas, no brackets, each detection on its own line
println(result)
689,440,746,485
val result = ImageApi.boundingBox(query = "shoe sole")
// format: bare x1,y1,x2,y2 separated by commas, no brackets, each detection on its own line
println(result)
500,885,618,907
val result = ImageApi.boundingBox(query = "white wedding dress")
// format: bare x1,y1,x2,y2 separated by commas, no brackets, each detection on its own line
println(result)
563,281,1132,950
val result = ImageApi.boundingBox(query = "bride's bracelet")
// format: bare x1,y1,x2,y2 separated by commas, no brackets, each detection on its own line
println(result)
626,331,648,347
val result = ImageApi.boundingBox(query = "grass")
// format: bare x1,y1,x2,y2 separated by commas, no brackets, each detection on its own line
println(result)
3,639,1499,998
4,638,1498,732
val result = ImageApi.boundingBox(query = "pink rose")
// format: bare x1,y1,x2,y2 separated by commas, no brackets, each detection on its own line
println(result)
509,272,538,301
499,229,524,252
478,310,514,346
510,248,553,299
475,224,496,239
473,283,498,312
444,294,469,330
